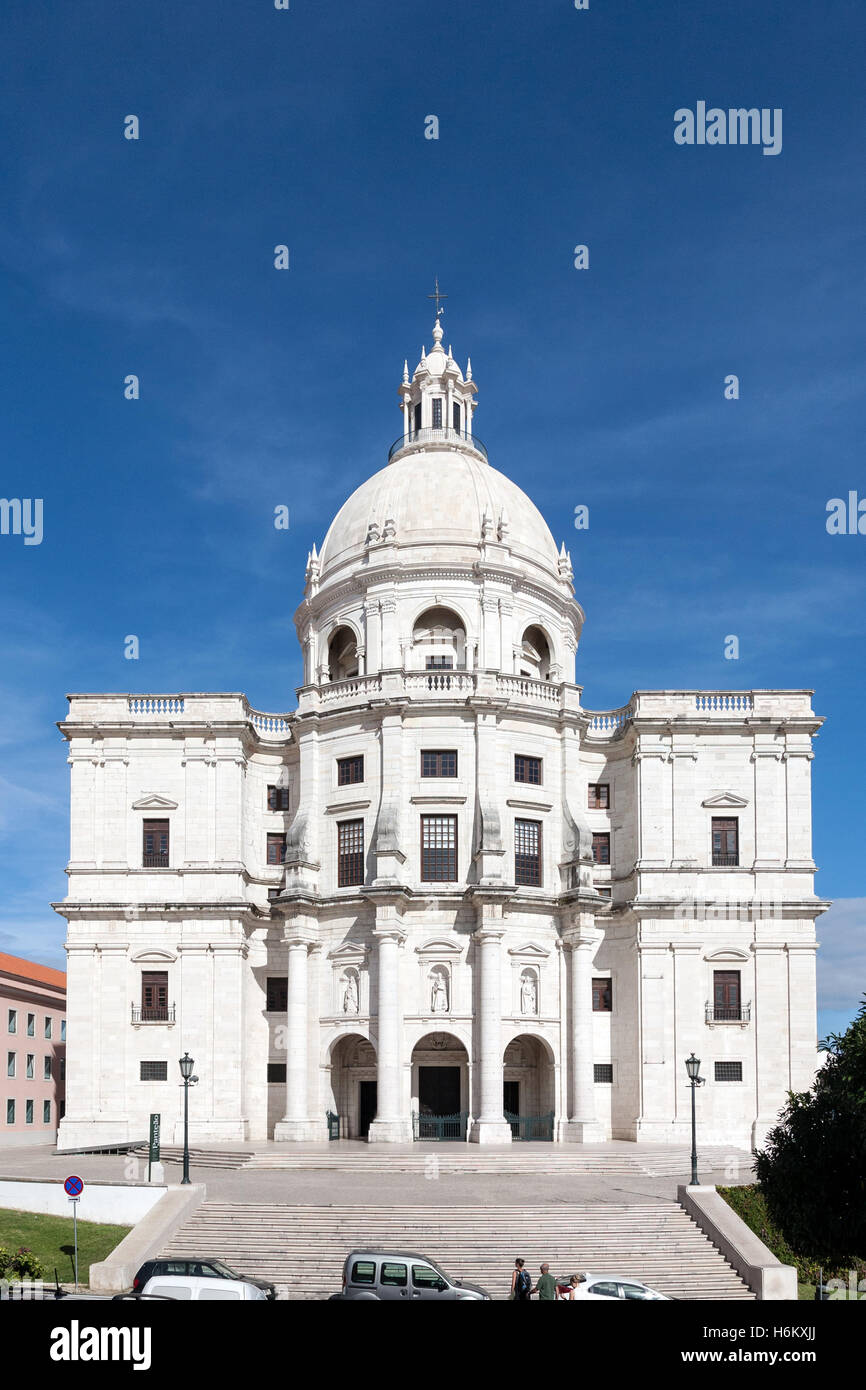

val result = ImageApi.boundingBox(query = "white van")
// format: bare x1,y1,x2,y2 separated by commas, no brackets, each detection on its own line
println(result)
141,1274,268,1301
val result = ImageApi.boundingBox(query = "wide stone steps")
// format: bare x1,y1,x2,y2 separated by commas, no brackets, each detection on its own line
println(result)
161,1203,755,1300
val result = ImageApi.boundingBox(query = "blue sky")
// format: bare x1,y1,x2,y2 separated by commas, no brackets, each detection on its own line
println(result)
0,0,862,1039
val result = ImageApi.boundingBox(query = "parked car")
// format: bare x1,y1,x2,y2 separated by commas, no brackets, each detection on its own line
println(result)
559,1272,672,1301
140,1274,268,1301
132,1258,276,1300
331,1249,491,1301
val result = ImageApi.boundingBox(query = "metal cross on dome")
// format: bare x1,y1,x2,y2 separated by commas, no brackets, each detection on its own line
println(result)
427,276,447,319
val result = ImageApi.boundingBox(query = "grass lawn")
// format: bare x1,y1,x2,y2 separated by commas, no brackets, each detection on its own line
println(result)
0,1207,131,1285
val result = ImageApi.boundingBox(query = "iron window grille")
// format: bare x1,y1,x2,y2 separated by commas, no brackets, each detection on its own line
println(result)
594,1064,614,1083
140,1061,168,1081
421,814,458,882
714,1061,743,1082
267,1063,287,1083
338,818,365,887
514,755,542,785
266,978,288,1012
514,819,542,886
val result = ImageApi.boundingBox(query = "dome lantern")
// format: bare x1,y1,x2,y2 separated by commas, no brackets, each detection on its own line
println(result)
393,283,479,465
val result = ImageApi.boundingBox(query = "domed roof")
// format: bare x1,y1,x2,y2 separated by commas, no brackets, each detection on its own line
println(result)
318,445,562,581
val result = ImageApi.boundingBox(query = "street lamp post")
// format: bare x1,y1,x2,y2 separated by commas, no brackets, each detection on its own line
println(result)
179,1052,196,1186
685,1052,705,1186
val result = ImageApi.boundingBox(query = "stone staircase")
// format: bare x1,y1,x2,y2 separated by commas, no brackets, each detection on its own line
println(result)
161,1202,755,1300
148,1142,752,1178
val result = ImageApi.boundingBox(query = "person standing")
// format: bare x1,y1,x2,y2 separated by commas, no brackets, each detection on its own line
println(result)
510,1258,532,1301
532,1263,557,1301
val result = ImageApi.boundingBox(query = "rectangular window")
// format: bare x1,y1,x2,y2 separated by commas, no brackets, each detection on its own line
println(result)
26,1014,35,1037
25,1099,33,1125
413,401,422,435
452,402,462,432
266,833,287,866
592,832,611,865
421,814,458,882
381,1262,408,1288
337,819,365,887
594,1064,613,1084
7,1009,16,1034
6,1099,14,1125
60,1058,66,1081
421,750,457,778
44,1056,52,1081
43,1100,51,1124
514,755,542,786
712,817,739,867
141,971,169,1022
26,1054,34,1079
143,818,170,868
337,756,364,786
267,1063,287,1083
425,655,453,670
44,1017,52,1039
6,1052,14,1078
514,819,542,887
592,978,612,1012
267,785,290,811
61,1020,66,1042
351,1260,376,1286
712,971,742,1022
588,783,610,809
714,1061,743,1082
140,1061,168,1081
60,1100,65,1120
266,978,288,1012
431,398,443,429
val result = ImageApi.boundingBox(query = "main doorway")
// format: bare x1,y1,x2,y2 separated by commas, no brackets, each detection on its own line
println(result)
411,1032,470,1140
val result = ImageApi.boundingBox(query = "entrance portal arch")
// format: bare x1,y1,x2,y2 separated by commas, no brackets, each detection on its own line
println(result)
328,1032,377,1139
503,1033,556,1139
410,1031,470,1140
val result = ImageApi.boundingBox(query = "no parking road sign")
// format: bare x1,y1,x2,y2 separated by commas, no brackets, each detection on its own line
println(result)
64,1175,84,1198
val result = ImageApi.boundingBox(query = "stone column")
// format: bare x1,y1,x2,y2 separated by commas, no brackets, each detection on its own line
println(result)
562,921,603,1142
274,922,326,1141
469,910,512,1144
368,915,412,1142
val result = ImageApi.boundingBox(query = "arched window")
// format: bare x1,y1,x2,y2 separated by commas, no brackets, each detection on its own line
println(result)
520,625,552,681
328,626,359,682
413,606,466,671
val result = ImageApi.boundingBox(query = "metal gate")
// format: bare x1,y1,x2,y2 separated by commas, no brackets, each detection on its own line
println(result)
326,1110,341,1140
505,1110,554,1141
412,1111,469,1141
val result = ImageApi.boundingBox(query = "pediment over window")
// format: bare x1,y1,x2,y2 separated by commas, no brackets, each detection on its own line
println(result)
705,948,750,961
702,792,749,808
130,948,177,963
507,942,550,960
132,794,178,810
328,942,368,963
415,937,464,960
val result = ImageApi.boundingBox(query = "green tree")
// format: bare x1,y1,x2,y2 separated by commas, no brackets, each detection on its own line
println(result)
755,996,866,1260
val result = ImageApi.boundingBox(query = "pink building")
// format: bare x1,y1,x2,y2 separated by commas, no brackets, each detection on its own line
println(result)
1,953,66,1147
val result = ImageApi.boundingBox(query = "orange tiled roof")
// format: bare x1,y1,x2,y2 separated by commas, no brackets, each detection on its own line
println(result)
0,952,66,992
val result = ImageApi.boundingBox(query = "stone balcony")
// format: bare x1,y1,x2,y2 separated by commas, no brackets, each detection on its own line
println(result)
583,690,818,739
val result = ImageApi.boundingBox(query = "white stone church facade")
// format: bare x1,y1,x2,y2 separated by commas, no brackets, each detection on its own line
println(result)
55,315,827,1151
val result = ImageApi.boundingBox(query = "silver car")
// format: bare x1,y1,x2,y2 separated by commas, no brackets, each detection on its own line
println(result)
564,1272,672,1301
333,1249,491,1301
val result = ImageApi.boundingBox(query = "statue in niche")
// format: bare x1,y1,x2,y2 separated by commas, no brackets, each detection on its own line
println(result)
430,968,449,1013
341,970,359,1015
520,971,538,1016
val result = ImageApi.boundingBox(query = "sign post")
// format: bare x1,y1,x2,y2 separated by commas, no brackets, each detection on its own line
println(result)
63,1176,84,1290
148,1113,161,1183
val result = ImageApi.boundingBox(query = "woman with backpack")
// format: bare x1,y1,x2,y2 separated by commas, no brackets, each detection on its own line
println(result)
511,1258,532,1301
